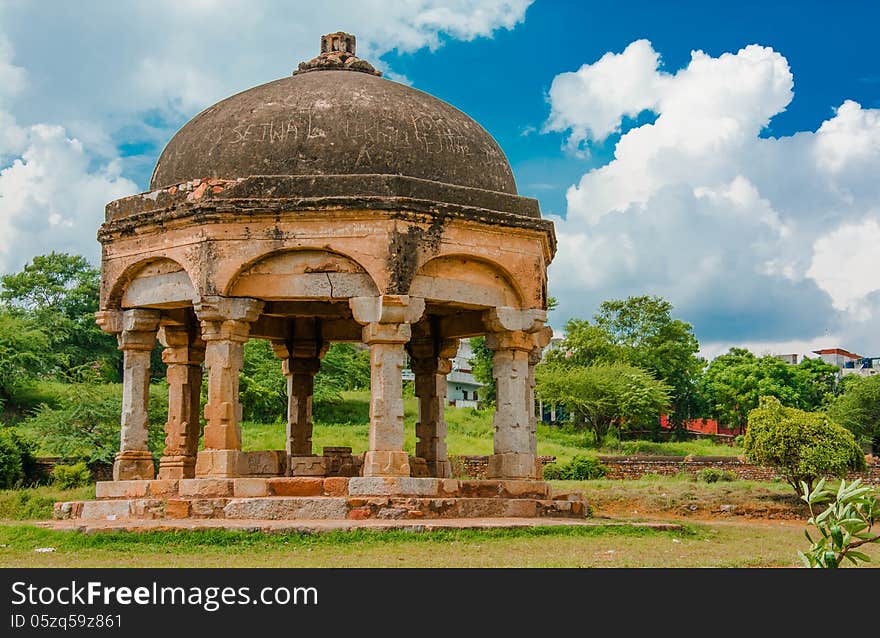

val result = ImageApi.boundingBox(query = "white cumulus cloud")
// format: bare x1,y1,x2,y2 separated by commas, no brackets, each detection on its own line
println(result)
545,39,880,356
0,0,532,273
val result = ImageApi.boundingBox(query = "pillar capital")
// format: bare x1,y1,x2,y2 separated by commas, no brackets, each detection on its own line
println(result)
115,309,161,352
95,309,124,334
408,338,458,375
349,294,425,325
483,306,546,334
529,326,553,365
195,296,263,343
485,330,534,353
282,357,322,376
158,324,205,365
362,321,411,345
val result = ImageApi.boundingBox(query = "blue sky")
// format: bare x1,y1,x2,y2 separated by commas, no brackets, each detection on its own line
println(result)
1,0,878,358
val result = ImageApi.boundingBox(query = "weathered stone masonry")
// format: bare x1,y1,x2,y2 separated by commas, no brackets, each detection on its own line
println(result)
62,32,580,522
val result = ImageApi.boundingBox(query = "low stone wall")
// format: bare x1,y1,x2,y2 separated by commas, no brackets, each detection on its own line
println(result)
449,454,880,485
597,455,880,485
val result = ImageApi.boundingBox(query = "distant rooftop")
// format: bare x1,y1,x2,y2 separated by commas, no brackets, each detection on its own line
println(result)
813,348,863,359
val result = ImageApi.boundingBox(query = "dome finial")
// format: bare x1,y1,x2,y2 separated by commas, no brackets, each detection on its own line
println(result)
295,31,382,76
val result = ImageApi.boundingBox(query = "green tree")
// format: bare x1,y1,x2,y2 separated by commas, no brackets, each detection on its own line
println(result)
469,337,495,404
26,383,169,464
0,252,120,379
701,349,842,431
829,374,880,452
742,396,865,497
546,296,703,435
239,341,372,422
536,362,671,442
0,310,51,403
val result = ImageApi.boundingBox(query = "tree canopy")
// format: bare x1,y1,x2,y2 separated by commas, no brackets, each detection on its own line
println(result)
545,296,703,431
536,362,671,441
700,348,841,430
0,252,119,380
829,374,880,452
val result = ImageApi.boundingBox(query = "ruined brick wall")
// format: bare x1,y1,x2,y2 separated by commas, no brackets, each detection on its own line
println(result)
449,454,880,484
597,456,880,484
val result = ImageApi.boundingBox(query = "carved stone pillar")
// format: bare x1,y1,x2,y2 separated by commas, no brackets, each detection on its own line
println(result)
527,347,541,459
408,336,458,478
527,327,553,461
193,296,263,478
157,321,205,479
110,309,160,481
483,308,548,480
350,295,425,477
485,330,535,479
272,319,328,476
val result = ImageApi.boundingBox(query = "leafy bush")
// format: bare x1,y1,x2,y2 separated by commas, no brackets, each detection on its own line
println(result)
696,467,736,483
543,455,607,480
743,396,865,497
24,383,168,464
0,426,36,488
52,462,92,489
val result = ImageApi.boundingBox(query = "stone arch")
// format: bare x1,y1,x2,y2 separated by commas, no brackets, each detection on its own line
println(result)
409,254,525,308
226,248,379,300
109,257,197,309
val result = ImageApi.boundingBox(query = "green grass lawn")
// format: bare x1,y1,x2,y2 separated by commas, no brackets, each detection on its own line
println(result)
242,390,741,463
3,520,870,568
1,475,878,568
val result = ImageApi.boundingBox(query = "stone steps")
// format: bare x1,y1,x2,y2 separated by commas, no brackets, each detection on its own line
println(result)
55,496,587,522
55,477,588,522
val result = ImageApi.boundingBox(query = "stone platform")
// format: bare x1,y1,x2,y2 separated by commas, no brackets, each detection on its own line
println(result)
54,478,588,523
42,518,682,535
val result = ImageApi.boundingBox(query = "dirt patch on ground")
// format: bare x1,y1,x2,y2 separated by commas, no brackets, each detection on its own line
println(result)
566,479,809,522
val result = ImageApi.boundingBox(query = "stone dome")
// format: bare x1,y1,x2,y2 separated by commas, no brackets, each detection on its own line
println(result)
150,35,517,194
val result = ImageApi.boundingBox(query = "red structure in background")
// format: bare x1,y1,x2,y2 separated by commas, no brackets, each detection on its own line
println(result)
660,415,742,437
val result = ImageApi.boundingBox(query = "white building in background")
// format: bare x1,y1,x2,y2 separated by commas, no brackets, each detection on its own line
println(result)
402,340,484,408
772,347,879,377
446,340,484,408
812,348,879,377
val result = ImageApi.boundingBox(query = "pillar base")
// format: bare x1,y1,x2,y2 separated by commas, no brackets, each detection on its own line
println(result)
195,450,286,478
113,451,155,481
288,455,326,477
427,459,452,479
157,455,196,480
195,450,244,478
362,450,411,477
487,453,539,480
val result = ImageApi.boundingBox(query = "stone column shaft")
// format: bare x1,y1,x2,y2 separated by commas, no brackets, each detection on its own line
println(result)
363,322,411,477
410,337,457,478
157,323,205,479
114,309,160,481
349,295,425,478
194,297,263,478
527,347,542,458
486,330,536,479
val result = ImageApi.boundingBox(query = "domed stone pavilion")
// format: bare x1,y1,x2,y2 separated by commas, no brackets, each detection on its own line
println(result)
57,34,585,524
